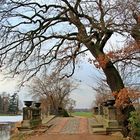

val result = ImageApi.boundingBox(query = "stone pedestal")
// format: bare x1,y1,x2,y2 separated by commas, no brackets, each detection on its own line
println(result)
103,106,108,119
93,107,98,115
23,107,33,120
106,106,117,120
19,103,42,131
32,108,41,120
92,104,122,134
98,105,104,115
104,106,122,132
21,107,33,129
31,107,42,127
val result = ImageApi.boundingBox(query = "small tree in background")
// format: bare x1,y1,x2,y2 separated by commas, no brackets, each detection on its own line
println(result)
29,72,77,115
66,99,76,116
0,92,19,114
0,92,10,114
8,93,19,114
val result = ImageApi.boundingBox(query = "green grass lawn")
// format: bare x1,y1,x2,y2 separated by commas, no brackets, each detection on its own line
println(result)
71,112,93,118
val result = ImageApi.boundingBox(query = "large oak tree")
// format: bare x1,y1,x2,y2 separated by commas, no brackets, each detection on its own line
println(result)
0,0,140,134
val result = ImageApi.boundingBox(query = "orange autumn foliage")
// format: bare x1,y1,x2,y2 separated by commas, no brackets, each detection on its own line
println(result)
112,88,140,108
96,54,109,69
88,41,139,69
88,54,109,69
107,41,140,62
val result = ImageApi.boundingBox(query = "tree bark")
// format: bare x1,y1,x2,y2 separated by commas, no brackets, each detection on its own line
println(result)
87,43,124,93
102,61,124,92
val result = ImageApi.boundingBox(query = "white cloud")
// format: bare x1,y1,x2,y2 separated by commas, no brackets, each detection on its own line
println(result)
70,84,95,109
0,74,18,93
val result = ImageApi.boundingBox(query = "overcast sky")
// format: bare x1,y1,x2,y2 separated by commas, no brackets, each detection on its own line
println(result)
0,0,129,109
0,33,128,109
0,59,98,109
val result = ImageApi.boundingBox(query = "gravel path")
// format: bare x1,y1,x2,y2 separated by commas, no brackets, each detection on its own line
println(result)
27,117,120,140
47,117,69,134
46,117,93,134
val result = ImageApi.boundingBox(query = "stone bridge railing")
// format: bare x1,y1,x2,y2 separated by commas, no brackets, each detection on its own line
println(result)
19,101,42,130
93,99,122,133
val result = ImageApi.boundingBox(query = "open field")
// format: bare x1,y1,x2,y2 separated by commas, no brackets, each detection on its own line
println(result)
71,112,93,118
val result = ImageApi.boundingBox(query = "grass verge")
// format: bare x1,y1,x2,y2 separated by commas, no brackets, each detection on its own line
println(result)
71,112,93,118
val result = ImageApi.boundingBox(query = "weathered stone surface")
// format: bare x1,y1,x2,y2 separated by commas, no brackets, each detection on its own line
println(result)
20,105,42,130
98,105,104,115
106,106,117,120
93,107,98,115
21,120,32,128
92,106,123,134
23,107,33,120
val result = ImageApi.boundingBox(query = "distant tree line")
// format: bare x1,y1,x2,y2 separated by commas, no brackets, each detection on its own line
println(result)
0,92,19,115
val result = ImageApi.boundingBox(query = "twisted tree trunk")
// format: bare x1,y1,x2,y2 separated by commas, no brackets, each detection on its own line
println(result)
87,42,135,136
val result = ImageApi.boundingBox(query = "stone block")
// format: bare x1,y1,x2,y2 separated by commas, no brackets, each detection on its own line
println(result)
21,120,32,129
30,119,42,127
23,107,33,120
20,106,42,131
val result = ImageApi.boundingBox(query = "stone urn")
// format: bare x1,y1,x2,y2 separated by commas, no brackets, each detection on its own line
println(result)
93,107,98,115
24,101,33,107
102,101,108,106
34,102,41,108
106,99,115,106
